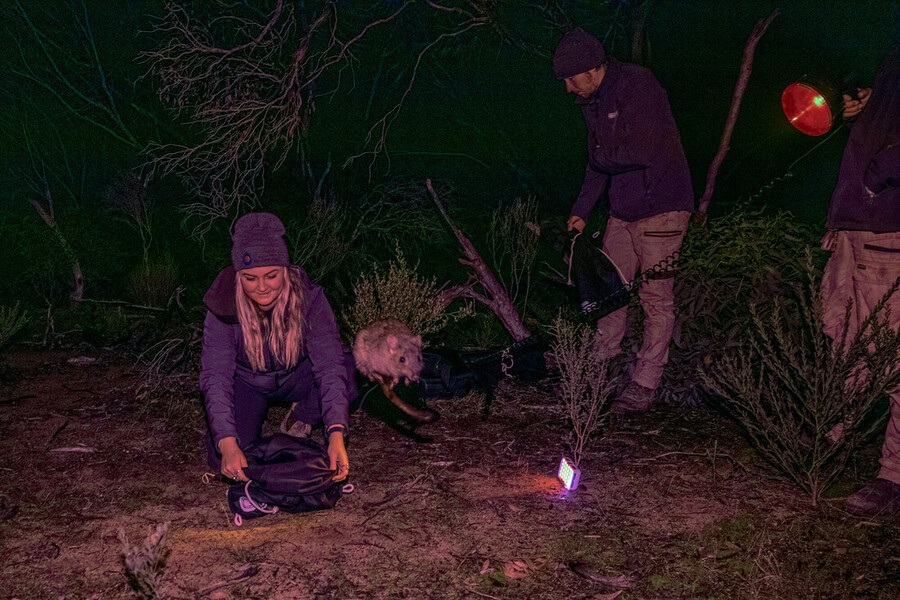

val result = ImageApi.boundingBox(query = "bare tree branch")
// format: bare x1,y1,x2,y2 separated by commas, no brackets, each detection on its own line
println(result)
696,9,779,223
427,179,530,341
141,1,413,238
7,0,142,150
28,186,84,304
343,10,488,178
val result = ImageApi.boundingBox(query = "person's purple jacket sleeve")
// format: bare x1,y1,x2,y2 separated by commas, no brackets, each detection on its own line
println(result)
199,311,239,447
865,142,900,194
302,286,350,433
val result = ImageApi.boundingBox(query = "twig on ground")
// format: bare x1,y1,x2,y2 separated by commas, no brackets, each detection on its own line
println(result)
634,450,752,473
44,419,68,449
196,564,260,596
362,474,425,510
464,588,501,600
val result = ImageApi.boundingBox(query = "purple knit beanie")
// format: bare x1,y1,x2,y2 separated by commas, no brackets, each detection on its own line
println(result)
231,212,290,271
553,27,607,79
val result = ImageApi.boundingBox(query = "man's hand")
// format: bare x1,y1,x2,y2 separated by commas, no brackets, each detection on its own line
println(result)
328,431,350,482
843,87,872,120
567,215,586,233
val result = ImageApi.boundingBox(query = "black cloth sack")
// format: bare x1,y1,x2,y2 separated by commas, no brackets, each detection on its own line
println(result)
567,231,630,321
419,336,547,399
419,349,481,398
227,433,342,519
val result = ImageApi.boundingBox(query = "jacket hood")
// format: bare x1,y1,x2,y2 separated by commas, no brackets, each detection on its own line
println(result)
203,266,240,323
203,265,313,324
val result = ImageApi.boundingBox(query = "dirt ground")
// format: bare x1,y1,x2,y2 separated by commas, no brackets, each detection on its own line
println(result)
1,348,899,600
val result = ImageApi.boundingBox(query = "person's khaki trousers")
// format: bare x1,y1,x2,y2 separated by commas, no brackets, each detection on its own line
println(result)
822,229,900,484
595,211,690,390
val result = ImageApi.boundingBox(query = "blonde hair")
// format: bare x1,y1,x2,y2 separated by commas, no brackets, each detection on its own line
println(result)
235,266,305,372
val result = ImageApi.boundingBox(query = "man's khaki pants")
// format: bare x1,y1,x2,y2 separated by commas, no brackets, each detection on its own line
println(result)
822,229,900,484
595,211,690,390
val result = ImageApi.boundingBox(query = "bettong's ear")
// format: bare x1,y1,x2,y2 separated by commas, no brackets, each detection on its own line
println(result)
386,335,399,351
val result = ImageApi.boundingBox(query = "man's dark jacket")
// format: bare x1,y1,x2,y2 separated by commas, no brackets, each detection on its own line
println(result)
570,58,694,223
199,266,350,448
827,44,900,233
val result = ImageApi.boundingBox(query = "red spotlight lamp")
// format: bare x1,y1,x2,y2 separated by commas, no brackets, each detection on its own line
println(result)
781,78,840,136
557,456,581,491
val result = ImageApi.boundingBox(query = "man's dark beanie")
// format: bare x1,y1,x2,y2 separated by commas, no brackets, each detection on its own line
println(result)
553,27,607,79
231,212,290,271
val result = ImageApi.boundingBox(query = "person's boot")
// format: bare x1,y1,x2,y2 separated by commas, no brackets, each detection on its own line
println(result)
844,479,900,517
279,403,312,438
611,381,657,414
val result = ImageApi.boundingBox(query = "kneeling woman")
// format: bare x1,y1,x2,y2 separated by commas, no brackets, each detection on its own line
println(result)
200,212,355,483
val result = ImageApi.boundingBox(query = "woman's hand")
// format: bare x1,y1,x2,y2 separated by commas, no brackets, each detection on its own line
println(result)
328,431,350,482
218,436,249,481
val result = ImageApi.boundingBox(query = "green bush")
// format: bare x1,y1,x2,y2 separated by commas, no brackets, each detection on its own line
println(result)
343,246,470,339
702,257,900,505
130,258,179,308
659,208,822,406
0,303,29,351
549,315,614,467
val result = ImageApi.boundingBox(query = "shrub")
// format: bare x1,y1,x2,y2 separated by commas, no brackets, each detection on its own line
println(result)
549,315,615,467
488,196,540,314
129,259,179,308
701,257,900,505
287,179,445,283
343,246,470,338
660,207,821,406
133,323,202,414
119,522,171,599
0,303,28,350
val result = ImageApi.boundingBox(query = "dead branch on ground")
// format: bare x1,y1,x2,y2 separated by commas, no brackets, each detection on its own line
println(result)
426,179,531,341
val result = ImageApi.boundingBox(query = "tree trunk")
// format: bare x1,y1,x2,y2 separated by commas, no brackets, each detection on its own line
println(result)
28,191,84,303
695,9,779,225
629,0,653,66
426,180,531,342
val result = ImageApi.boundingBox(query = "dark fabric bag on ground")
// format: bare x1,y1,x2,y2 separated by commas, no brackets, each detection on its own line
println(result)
463,335,547,383
419,349,481,398
567,231,631,321
420,336,547,399
227,433,343,521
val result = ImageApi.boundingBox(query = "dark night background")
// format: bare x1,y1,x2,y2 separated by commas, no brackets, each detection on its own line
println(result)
1,0,898,314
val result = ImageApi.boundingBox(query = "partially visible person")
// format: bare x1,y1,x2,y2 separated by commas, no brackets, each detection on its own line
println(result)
554,27,694,413
200,212,355,483
821,44,900,517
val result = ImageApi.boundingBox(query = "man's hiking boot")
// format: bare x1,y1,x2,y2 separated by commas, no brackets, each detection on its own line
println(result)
611,381,657,414
279,403,312,438
845,479,900,517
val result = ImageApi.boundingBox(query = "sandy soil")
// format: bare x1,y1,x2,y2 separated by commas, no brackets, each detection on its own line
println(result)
1,348,898,600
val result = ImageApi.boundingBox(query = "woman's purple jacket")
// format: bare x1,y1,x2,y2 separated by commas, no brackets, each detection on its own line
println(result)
570,58,694,223
199,266,350,448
